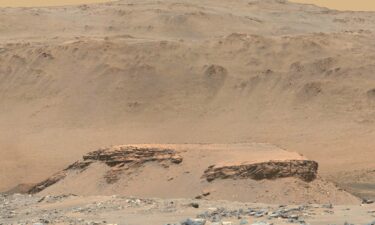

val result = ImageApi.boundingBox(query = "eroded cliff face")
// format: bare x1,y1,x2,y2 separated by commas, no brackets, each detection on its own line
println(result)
202,160,318,183
28,145,319,194
83,146,183,166
29,145,183,193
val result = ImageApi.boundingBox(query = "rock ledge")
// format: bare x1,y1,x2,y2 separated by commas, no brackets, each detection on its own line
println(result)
202,160,318,182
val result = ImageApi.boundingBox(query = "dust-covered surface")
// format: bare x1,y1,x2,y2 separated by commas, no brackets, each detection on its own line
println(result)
1,1,375,197
1,0,375,222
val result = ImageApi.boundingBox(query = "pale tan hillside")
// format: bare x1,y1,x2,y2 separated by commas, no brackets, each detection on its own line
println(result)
0,0,375,200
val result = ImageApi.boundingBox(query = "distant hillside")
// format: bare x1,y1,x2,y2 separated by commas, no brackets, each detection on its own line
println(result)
0,0,374,200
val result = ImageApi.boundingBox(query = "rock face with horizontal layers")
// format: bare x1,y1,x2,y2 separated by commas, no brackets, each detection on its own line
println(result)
203,160,318,182
29,146,183,193
83,146,183,166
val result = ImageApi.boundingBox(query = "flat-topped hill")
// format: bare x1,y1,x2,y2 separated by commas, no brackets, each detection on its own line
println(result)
27,143,359,204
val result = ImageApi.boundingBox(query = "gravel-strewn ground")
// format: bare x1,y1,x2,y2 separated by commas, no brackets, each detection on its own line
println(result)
0,194,374,225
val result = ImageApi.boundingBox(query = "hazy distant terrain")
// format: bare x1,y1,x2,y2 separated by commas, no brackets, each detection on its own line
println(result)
293,0,375,11
1,0,375,11
0,0,114,7
0,0,375,201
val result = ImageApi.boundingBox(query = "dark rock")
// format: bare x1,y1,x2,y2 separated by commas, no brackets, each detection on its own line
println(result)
322,204,333,209
202,160,318,182
189,203,200,208
250,222,272,225
362,199,374,204
28,145,184,192
240,219,249,225
181,218,206,225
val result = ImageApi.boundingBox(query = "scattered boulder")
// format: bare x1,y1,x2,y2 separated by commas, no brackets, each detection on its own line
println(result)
181,218,206,225
362,199,374,204
222,222,232,225
250,222,272,225
195,191,211,199
240,219,249,225
189,203,200,209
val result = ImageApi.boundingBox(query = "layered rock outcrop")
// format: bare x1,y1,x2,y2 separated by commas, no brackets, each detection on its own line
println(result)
203,160,318,182
83,146,183,166
29,146,183,193
24,144,360,204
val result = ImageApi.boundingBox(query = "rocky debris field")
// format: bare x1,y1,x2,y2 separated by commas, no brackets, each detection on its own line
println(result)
0,194,374,225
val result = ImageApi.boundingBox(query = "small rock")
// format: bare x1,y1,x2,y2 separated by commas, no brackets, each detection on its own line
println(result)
222,222,232,225
322,204,333,209
250,222,272,225
363,199,374,204
189,203,200,208
268,212,280,218
181,218,206,225
212,215,222,222
254,212,265,217
288,214,299,219
195,191,211,199
202,191,210,197
240,219,249,225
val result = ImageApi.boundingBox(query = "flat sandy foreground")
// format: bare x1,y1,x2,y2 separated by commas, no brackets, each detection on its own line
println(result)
0,194,374,225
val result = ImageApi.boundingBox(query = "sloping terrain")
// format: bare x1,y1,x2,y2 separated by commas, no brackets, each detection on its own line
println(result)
0,0,375,201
